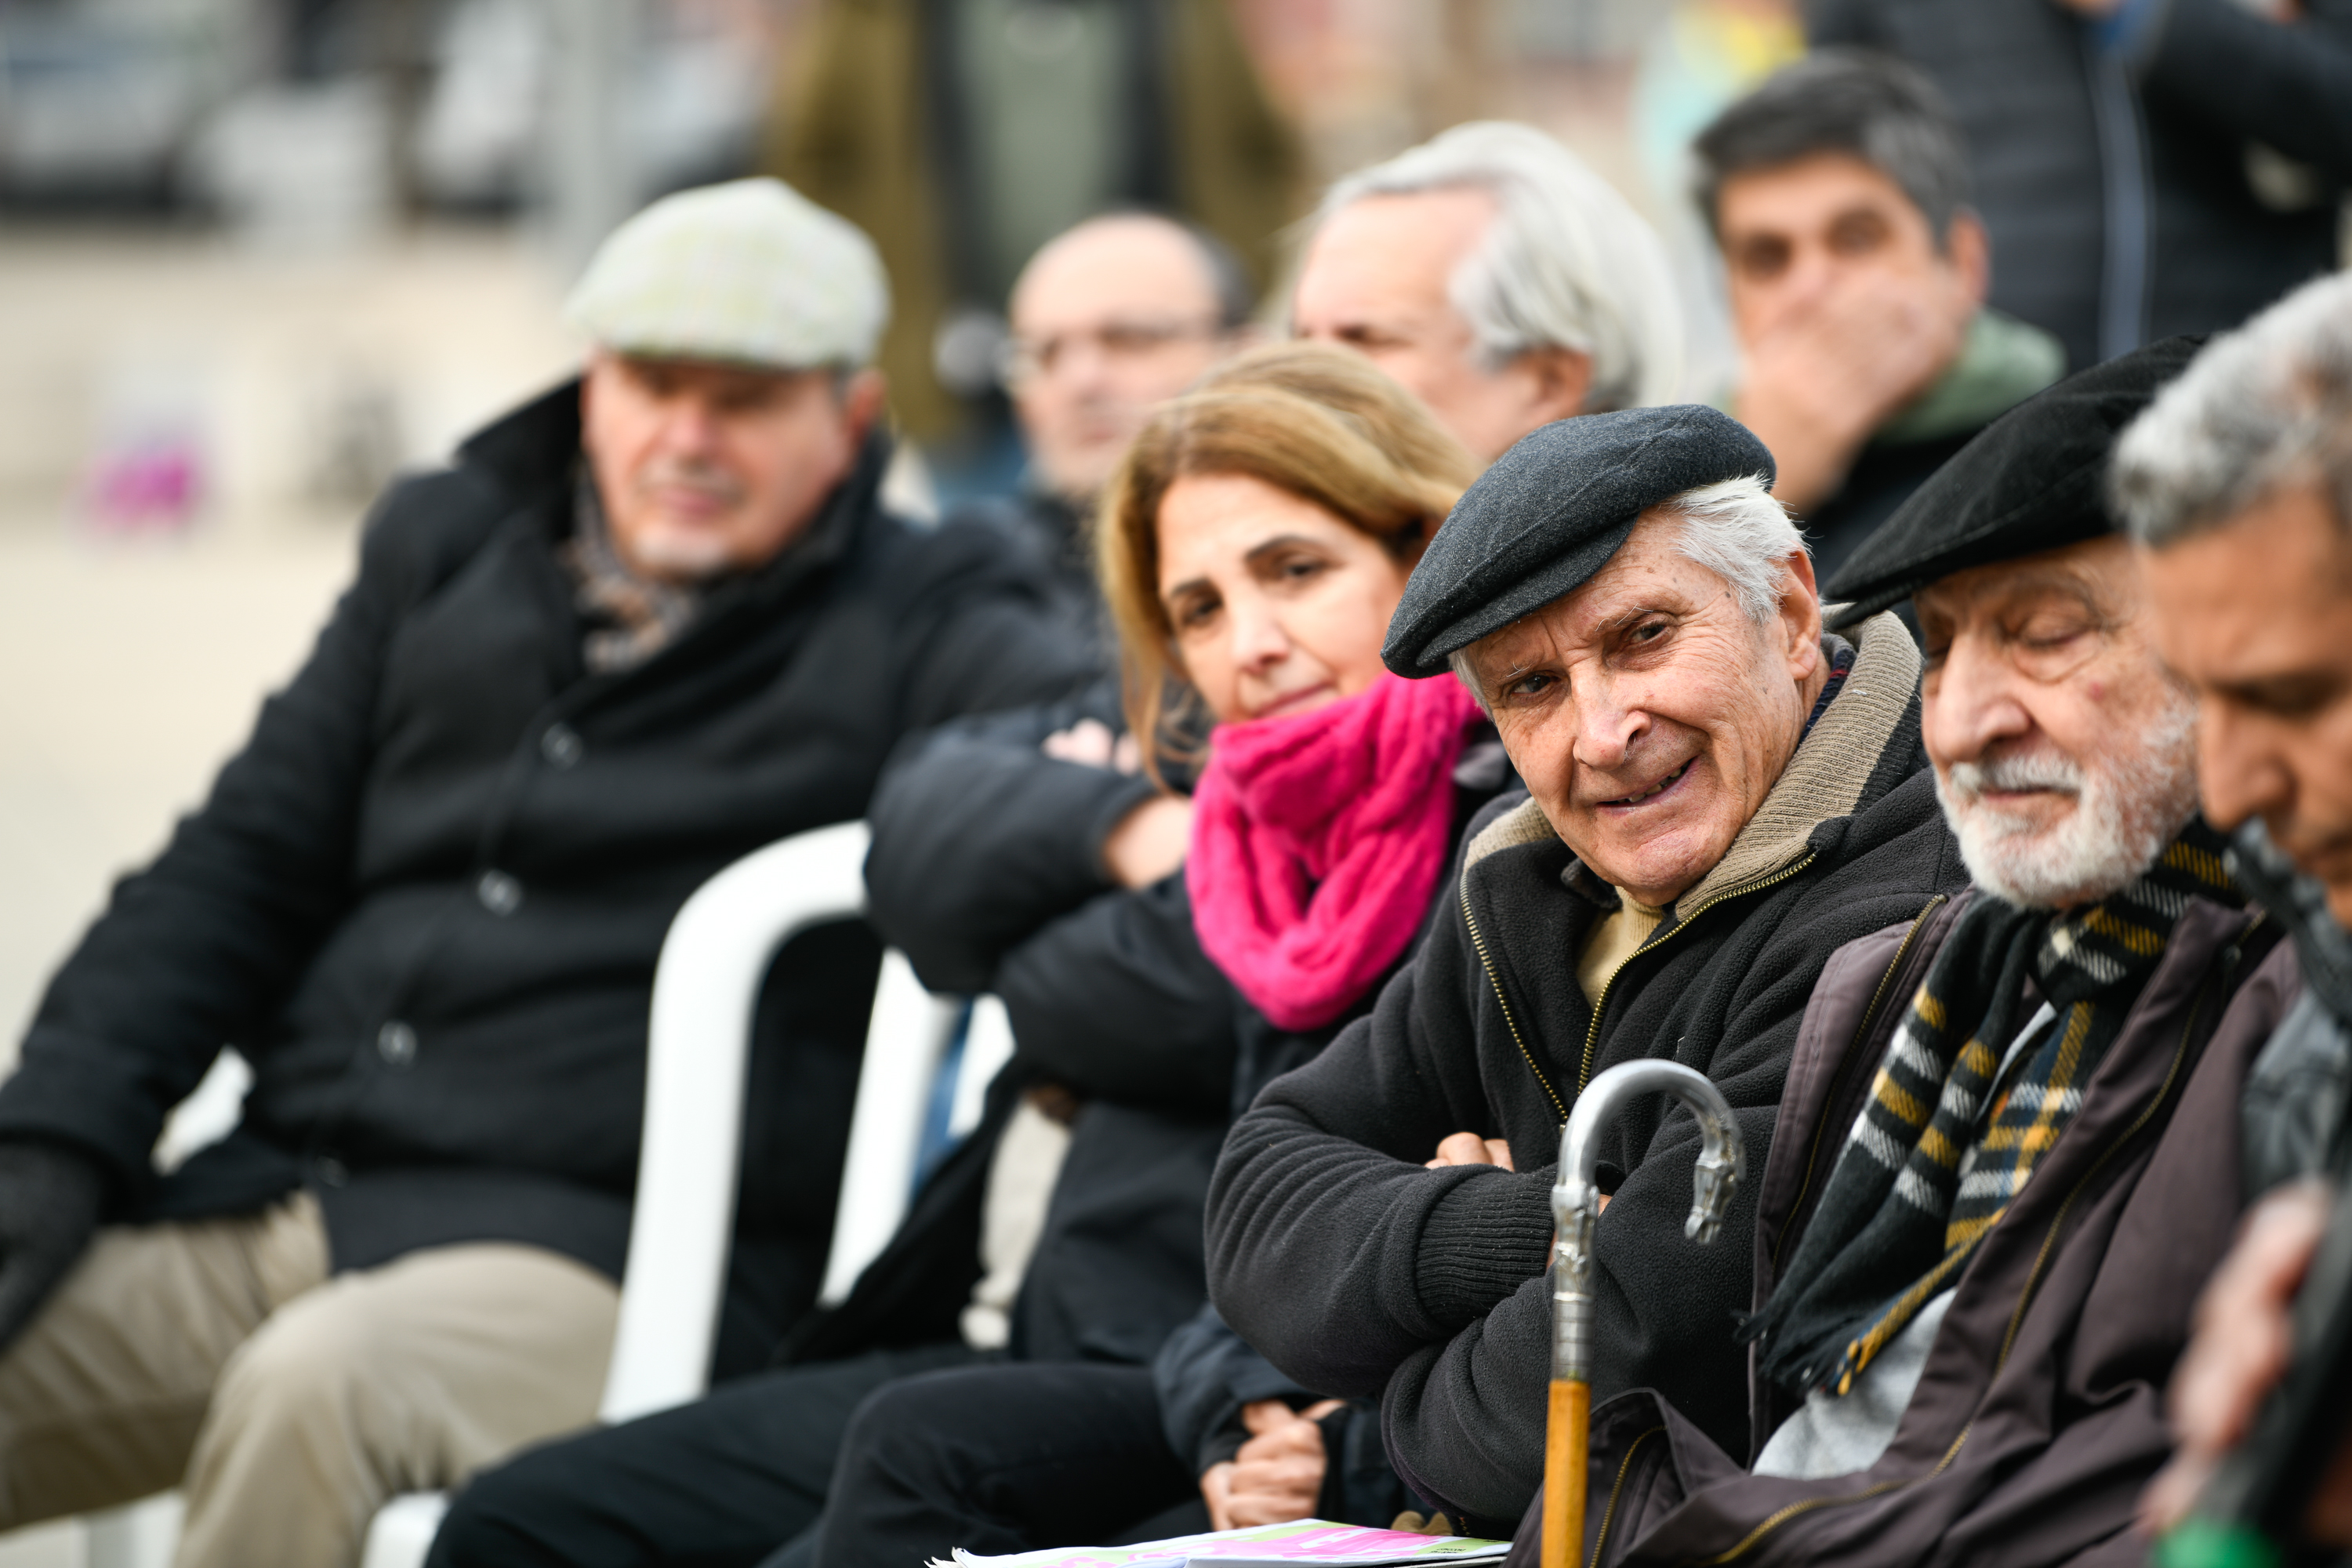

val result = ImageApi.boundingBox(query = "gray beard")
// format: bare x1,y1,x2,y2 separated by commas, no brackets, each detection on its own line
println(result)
1933,697,2201,910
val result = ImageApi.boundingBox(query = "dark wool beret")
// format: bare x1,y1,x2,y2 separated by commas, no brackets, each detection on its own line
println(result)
1382,405,1777,678
1823,336,2204,628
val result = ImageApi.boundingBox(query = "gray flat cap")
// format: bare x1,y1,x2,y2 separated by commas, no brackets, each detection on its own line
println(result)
1382,405,1776,677
566,178,890,371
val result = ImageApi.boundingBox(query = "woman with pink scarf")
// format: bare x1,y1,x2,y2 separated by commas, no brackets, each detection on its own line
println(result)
798,343,1516,1568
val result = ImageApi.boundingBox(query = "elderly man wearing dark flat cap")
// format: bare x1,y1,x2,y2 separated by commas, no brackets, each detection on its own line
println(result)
1203,403,1965,1536
1515,341,2302,1568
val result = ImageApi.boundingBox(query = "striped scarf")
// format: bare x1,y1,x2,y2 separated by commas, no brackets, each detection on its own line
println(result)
1746,821,2234,1397
562,470,704,673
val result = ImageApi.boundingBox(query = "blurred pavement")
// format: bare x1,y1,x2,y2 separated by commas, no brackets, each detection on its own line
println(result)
0,224,579,1078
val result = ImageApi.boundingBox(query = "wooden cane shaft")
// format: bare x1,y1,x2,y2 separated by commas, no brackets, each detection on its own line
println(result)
1543,1377,1589,1568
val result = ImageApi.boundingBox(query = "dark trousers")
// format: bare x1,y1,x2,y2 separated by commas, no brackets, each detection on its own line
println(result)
426,1343,987,1568
808,1363,1210,1568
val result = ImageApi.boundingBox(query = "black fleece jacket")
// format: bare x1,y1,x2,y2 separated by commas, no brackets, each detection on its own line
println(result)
0,382,1091,1369
1204,617,1969,1534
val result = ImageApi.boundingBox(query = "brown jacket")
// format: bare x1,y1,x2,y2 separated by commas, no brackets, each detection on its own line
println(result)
1528,888,2297,1568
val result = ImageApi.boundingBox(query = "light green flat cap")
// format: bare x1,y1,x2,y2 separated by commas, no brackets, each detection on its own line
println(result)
565,177,890,371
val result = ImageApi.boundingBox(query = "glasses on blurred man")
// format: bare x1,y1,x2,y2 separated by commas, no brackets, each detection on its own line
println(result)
996,316,1231,388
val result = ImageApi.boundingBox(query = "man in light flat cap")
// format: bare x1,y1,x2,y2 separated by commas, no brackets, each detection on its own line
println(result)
1206,402,1963,1535
0,178,1090,1566
1536,341,2298,1568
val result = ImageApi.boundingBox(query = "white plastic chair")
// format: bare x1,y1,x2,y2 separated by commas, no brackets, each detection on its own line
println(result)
68,821,1013,1568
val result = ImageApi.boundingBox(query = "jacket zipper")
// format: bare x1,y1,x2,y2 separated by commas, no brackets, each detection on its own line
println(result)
1770,894,1949,1273
1461,882,1566,1121
1576,854,1820,1095
1685,959,2222,1566
1590,1426,1664,1568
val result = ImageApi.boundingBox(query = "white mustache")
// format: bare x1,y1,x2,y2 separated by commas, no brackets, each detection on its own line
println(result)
1943,750,2084,803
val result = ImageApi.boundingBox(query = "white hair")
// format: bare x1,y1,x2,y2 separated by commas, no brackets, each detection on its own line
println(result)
1316,122,1686,412
1659,474,1809,622
2114,270,2352,549
1933,692,2200,909
1448,474,1805,707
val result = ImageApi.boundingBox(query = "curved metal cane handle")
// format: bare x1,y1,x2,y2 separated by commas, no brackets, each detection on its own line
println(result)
1548,1059,1747,1384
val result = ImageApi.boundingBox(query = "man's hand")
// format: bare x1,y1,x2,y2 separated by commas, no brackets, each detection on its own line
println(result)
1044,718,1189,889
1200,1399,1345,1531
2143,1181,2352,1544
1042,717,1142,776
0,1141,104,1353
1737,271,1969,515
1425,1132,1515,1170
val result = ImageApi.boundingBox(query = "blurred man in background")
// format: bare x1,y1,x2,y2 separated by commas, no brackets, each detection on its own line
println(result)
1696,49,2063,584
768,0,1298,456
1290,120,1686,462
980,211,1259,641
2118,272,2352,1549
1809,0,2352,376
0,178,1088,1568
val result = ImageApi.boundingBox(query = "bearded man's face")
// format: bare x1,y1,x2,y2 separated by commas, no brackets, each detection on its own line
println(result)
1916,537,2201,910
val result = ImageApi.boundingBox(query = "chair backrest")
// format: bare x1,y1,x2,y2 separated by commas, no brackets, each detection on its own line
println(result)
601,818,1010,1422
601,819,874,1423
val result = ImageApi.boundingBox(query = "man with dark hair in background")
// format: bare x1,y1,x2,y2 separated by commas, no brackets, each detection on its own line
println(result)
1696,49,2064,583
1806,0,2352,378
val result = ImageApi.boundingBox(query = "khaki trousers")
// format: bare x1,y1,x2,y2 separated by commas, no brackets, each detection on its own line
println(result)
0,1192,619,1568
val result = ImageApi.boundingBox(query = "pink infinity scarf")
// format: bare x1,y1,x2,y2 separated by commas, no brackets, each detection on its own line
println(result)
1187,673,1483,1032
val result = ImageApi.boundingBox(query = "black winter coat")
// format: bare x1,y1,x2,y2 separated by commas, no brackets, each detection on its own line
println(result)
0,383,1091,1370
1203,616,1969,1534
1809,0,2352,376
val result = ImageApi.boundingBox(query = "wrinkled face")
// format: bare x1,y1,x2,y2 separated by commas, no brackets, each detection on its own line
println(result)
1461,510,1824,907
2142,482,2352,925
1007,218,1243,503
580,351,882,583
1293,188,1591,463
1716,152,1983,346
1917,537,2200,911
1156,472,1417,725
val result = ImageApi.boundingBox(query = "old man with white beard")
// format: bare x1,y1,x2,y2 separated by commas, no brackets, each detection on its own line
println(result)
1554,341,2303,1568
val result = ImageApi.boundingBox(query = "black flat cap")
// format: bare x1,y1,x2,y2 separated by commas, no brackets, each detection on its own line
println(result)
1823,336,2203,628
1383,405,1776,677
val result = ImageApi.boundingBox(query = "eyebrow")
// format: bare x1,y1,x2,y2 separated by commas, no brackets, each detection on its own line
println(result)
1242,533,1330,570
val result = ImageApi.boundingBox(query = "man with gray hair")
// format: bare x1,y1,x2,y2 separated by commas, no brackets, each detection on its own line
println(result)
0,178,1089,1566
1292,120,1685,459
1207,404,1962,1533
2118,272,2352,1553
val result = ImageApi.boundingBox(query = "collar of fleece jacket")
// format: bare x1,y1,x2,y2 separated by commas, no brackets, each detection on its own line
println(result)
1453,609,1936,1130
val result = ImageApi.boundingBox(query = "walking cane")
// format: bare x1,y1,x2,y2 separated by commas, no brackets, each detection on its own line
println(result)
1543,1061,1746,1568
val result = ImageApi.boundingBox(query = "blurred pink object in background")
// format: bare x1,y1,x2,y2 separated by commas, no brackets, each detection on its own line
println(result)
85,433,204,535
